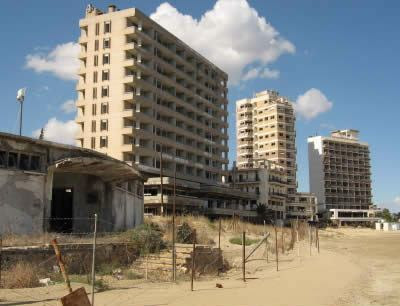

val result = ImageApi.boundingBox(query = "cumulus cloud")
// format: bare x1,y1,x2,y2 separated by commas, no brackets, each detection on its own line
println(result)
26,42,80,81
33,118,78,145
150,0,295,84
395,196,400,205
61,99,76,114
294,88,333,120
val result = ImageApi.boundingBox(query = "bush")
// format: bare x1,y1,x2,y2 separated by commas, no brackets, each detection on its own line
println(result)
229,237,260,246
130,223,166,254
124,270,143,280
177,222,195,243
3,262,40,288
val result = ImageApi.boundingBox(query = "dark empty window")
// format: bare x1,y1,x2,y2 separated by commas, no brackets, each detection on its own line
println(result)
30,155,40,171
8,152,18,168
0,151,6,167
19,154,30,170
104,21,111,33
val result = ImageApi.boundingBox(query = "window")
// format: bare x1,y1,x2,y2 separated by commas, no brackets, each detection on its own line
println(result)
93,71,98,83
101,86,109,97
100,136,108,148
8,152,18,168
0,151,6,167
103,38,111,49
103,53,110,65
91,120,96,132
101,102,109,114
104,21,111,33
30,155,40,171
102,70,109,81
91,137,96,149
95,23,100,35
19,154,30,170
92,104,97,115
92,87,97,99
94,40,99,51
100,119,108,131
94,55,98,66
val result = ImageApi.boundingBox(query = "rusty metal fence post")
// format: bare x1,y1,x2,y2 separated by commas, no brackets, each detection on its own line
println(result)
242,231,246,282
91,214,98,306
191,230,196,291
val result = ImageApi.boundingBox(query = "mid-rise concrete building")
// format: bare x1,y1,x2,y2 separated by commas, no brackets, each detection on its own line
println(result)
286,192,317,221
236,90,297,195
308,129,373,220
76,4,229,186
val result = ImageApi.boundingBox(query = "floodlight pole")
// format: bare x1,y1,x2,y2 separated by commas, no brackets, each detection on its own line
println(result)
18,98,23,136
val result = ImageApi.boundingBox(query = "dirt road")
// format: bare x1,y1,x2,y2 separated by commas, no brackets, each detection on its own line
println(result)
1,228,399,306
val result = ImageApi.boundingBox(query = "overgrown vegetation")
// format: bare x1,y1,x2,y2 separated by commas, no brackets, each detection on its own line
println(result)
229,236,260,246
2,262,40,288
130,222,166,254
177,222,195,243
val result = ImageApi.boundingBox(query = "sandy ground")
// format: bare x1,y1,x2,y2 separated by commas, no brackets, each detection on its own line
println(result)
1,228,399,306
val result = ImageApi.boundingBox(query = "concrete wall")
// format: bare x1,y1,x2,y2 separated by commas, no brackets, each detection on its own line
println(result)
0,169,46,235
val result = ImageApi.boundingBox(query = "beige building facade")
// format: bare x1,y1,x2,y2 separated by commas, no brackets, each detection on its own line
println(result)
236,90,297,195
308,129,372,214
76,5,229,185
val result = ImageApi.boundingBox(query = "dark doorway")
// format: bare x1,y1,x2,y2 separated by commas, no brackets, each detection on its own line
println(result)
50,188,73,233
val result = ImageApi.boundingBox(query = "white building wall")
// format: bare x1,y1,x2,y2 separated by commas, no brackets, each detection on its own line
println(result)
308,136,326,212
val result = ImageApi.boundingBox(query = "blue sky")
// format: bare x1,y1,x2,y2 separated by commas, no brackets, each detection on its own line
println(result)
0,1,399,211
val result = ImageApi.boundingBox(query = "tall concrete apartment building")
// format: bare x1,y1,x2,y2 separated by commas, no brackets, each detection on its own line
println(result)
76,5,229,186
308,129,373,217
236,90,297,195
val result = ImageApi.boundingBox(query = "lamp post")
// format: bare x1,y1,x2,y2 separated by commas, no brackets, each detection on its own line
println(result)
16,88,26,136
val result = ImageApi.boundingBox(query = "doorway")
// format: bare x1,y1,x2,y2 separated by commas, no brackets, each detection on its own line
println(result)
50,188,73,233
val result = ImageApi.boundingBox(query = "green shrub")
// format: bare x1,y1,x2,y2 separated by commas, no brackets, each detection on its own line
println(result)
130,223,166,254
229,237,260,246
177,222,195,243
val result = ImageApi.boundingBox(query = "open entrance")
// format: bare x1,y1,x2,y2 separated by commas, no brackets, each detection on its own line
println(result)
50,188,73,233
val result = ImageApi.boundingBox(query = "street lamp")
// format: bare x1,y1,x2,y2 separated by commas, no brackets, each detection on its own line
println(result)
16,88,26,136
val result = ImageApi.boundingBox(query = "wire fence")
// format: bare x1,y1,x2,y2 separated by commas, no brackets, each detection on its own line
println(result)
0,215,321,305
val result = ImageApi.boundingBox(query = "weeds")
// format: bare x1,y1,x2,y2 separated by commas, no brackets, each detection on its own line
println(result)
229,237,260,246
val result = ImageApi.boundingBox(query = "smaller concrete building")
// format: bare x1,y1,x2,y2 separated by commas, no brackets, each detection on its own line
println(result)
329,208,380,226
287,192,317,221
0,132,144,235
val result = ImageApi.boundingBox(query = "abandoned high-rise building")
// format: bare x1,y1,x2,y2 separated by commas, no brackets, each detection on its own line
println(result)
308,129,373,220
76,4,229,187
236,90,297,195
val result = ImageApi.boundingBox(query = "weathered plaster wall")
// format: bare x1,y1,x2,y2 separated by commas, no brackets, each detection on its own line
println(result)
0,169,46,235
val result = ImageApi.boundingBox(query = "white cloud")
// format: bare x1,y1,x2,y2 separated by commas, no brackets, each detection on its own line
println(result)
395,196,400,205
61,99,76,114
150,0,295,84
242,67,280,81
33,118,78,145
294,88,333,120
26,42,80,81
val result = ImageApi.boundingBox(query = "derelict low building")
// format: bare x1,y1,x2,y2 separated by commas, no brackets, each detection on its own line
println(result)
0,132,145,235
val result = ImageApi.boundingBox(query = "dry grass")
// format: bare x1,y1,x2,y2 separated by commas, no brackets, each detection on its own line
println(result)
2,262,40,289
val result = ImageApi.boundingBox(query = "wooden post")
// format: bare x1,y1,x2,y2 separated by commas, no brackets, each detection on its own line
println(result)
172,164,176,281
218,218,221,276
281,228,284,254
317,226,320,254
315,226,318,248
91,214,97,306
309,224,312,256
0,235,2,287
242,231,246,282
191,230,196,291
266,236,269,263
274,225,278,271
160,149,164,216
51,238,72,293
297,219,300,258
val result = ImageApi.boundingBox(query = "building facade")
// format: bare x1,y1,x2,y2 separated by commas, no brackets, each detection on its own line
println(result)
286,192,317,221
76,4,229,185
308,129,373,217
0,132,144,235
236,90,297,195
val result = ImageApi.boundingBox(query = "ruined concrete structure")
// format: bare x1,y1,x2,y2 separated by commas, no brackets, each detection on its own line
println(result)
0,132,144,235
